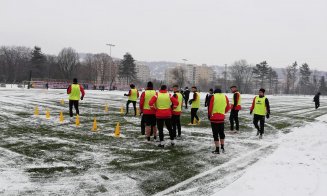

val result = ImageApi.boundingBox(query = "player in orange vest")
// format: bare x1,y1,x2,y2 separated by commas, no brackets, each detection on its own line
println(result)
229,85,241,133
208,88,230,154
149,85,179,147
139,81,157,141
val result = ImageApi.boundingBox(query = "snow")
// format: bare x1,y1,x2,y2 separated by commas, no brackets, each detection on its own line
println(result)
213,114,327,196
0,88,326,195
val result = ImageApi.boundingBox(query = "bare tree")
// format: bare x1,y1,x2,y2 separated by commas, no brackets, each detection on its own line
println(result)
0,46,32,82
229,59,253,93
171,66,186,87
57,47,79,80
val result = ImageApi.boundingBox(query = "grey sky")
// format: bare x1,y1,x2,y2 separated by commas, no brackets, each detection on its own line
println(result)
1,0,326,70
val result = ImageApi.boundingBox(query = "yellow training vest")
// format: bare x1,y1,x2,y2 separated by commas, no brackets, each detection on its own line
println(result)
253,96,267,115
211,93,227,115
156,92,171,109
129,89,138,101
191,92,200,108
173,92,183,112
69,84,81,100
143,90,156,110
233,92,242,106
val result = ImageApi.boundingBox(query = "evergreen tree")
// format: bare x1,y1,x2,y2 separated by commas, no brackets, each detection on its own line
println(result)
30,46,47,78
319,76,327,94
119,53,136,84
299,63,311,94
253,61,270,88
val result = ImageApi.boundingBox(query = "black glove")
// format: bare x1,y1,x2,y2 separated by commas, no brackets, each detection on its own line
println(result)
124,94,128,96
250,110,253,115
81,96,84,100
266,113,270,119
189,100,192,105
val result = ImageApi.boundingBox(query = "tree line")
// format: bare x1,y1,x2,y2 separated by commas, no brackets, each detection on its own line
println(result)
0,45,138,89
227,60,326,95
1,45,326,94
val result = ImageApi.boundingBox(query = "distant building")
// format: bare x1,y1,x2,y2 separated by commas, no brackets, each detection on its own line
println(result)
164,63,215,88
135,63,150,82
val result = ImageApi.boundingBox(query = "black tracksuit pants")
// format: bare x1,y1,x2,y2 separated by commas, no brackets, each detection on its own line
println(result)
157,118,174,141
229,109,239,131
172,115,181,137
315,101,320,109
126,100,136,115
191,108,199,124
253,114,265,135
69,100,79,117
211,123,225,141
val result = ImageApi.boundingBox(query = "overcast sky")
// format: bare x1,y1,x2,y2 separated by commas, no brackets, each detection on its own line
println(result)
1,0,326,70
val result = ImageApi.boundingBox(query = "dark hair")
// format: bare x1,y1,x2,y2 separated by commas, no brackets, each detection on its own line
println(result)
147,81,153,88
173,84,179,88
185,87,189,90
259,88,265,93
130,84,135,88
214,88,222,93
209,88,213,92
230,85,237,89
73,78,78,83
161,85,167,90
192,86,197,89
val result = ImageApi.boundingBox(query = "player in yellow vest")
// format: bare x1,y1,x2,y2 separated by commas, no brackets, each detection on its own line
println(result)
229,85,242,133
124,84,139,116
139,81,157,141
188,86,200,125
67,78,85,118
208,88,230,154
172,84,183,138
149,85,179,147
250,88,271,139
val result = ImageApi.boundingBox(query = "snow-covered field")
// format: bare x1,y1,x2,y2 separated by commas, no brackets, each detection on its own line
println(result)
0,87,326,195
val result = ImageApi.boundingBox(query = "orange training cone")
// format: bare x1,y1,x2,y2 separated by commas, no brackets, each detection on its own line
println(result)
59,111,64,123
76,115,80,126
105,103,109,113
92,117,98,131
46,108,50,119
34,106,39,116
114,122,120,137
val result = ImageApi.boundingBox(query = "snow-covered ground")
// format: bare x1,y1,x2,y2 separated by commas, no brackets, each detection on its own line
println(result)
0,87,326,195
214,114,327,196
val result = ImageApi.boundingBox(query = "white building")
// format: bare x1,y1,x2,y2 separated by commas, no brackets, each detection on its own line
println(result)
135,63,150,82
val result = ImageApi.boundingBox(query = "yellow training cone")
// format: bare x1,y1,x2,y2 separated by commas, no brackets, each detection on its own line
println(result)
92,117,98,132
114,122,120,137
60,99,65,106
104,104,109,113
120,106,124,115
46,108,50,119
136,108,140,116
59,111,64,123
76,115,80,126
34,106,39,116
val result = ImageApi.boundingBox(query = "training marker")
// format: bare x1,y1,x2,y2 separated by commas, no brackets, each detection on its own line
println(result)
60,99,65,105
76,115,80,126
120,106,124,115
92,117,98,131
59,111,64,123
105,103,109,113
114,122,120,137
46,108,50,119
34,106,39,116
136,108,140,116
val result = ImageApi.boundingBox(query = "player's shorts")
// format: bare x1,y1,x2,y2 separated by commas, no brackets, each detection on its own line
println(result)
143,114,156,126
